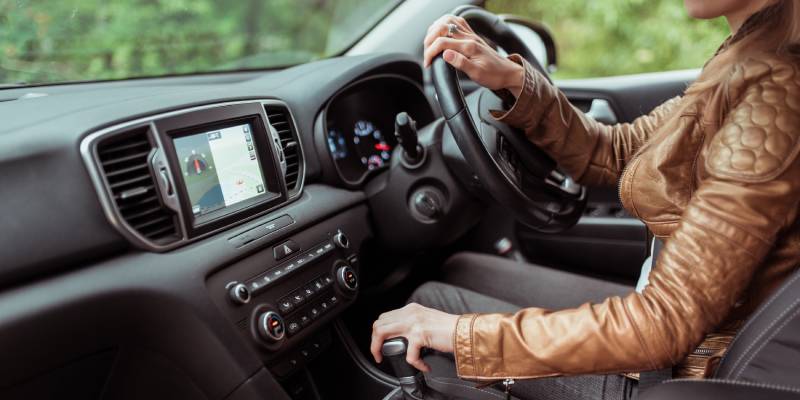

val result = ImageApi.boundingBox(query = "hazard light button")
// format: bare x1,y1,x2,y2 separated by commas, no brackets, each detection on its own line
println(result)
273,240,300,261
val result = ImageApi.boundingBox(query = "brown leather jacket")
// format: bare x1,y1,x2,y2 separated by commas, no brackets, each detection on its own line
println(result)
453,51,800,379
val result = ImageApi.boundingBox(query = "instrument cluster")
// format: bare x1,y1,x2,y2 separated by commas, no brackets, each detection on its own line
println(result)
324,76,434,185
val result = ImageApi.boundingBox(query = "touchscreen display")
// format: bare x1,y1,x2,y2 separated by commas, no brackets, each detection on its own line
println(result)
173,123,267,224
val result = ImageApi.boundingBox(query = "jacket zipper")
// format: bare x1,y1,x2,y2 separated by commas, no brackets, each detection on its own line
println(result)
693,347,716,356
617,156,639,211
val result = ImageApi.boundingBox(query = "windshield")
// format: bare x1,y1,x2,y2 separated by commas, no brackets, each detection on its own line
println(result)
1,0,400,86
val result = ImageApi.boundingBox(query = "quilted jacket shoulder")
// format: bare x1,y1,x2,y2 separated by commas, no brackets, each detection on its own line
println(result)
706,57,800,182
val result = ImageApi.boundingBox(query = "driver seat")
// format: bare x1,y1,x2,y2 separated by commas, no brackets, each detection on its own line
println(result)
422,266,800,400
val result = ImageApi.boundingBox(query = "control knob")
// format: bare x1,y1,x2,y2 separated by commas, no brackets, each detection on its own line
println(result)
336,264,359,292
228,283,251,305
257,311,286,342
333,230,350,249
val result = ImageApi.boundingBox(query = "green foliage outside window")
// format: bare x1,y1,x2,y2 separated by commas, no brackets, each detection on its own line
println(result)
0,0,396,85
1,0,732,85
485,0,731,78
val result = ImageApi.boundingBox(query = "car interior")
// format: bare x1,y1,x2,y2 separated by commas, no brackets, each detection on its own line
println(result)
1,1,799,399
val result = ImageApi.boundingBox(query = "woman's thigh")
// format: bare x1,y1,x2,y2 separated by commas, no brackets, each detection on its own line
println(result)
440,252,633,309
410,282,637,400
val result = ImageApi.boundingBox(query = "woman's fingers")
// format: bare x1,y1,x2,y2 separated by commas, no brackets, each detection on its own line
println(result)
424,37,478,68
424,15,477,51
405,335,431,372
370,320,404,363
443,49,477,76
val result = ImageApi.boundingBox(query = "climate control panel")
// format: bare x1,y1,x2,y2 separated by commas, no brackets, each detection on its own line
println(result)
206,207,367,364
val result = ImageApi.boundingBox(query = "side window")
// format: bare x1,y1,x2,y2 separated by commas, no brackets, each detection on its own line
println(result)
485,0,729,78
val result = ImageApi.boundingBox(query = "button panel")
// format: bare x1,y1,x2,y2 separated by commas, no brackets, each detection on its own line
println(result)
244,240,336,295
277,273,339,338
207,214,365,363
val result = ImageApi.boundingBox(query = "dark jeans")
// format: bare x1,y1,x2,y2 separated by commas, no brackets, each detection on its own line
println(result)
409,252,638,400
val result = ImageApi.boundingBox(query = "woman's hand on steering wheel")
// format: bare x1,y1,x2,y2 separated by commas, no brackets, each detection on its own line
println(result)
424,15,525,98
370,303,460,372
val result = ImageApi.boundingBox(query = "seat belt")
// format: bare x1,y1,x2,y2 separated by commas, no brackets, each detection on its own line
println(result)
636,237,673,393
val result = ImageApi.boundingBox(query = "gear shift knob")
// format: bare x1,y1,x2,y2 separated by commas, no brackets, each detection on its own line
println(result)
381,337,426,400
381,337,418,378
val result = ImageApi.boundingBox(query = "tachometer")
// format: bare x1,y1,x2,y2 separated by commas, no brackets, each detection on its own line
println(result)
327,129,348,160
352,119,392,170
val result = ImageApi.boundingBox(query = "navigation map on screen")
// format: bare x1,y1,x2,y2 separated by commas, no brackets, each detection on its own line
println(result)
173,123,267,224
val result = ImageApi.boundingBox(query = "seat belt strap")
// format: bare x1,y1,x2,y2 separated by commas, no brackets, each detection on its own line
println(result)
637,237,673,393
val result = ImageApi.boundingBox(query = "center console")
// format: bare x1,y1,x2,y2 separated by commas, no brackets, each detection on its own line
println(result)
207,206,369,380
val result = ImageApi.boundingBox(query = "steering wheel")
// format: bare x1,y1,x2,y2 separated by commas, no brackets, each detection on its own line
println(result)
431,6,586,233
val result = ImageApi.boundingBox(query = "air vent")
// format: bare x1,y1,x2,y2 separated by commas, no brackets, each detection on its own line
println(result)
265,105,302,192
96,126,180,245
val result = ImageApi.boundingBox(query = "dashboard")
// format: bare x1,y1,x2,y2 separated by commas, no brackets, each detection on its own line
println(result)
0,53,437,399
324,75,434,185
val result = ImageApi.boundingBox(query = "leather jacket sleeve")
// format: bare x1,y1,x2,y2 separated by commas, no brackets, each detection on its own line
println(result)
454,65,800,380
492,54,681,187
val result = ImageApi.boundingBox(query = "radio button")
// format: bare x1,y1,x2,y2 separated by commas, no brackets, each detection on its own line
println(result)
291,293,305,306
299,314,311,326
333,230,350,249
287,320,301,335
228,283,251,305
278,299,294,314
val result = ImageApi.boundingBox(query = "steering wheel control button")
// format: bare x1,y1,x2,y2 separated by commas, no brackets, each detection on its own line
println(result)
273,240,300,261
336,265,359,292
333,230,350,249
228,283,251,305
299,314,311,326
257,311,286,343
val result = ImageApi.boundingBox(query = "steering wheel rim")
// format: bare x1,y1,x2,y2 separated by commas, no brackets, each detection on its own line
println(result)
431,6,586,232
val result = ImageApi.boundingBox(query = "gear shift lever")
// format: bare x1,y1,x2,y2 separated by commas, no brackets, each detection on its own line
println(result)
382,337,426,400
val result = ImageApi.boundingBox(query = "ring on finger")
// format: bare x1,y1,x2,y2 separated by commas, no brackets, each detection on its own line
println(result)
446,23,458,38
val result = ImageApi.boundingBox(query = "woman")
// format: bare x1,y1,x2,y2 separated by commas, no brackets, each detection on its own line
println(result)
370,0,800,399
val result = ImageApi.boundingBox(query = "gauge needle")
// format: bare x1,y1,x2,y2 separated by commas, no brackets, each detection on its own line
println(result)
374,143,391,151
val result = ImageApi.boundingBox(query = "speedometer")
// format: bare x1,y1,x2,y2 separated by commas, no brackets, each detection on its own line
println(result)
352,119,392,170
354,120,374,137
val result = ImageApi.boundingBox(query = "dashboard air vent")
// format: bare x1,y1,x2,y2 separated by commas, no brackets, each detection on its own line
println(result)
96,126,180,244
265,105,302,192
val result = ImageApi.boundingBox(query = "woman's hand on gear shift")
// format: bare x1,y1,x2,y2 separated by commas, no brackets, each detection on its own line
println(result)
370,303,459,372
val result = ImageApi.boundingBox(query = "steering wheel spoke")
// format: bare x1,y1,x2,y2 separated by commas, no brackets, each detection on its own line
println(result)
432,6,587,232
